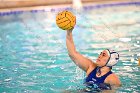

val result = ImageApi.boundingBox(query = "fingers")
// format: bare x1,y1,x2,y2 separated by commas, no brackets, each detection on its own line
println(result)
67,29,73,32
67,16,76,32
74,16,76,26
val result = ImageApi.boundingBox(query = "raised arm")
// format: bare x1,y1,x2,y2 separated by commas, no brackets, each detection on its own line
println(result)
66,29,97,72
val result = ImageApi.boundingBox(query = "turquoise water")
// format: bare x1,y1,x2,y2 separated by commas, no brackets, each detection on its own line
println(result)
0,3,140,93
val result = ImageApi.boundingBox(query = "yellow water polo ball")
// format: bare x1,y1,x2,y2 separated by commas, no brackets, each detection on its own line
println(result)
56,10,76,30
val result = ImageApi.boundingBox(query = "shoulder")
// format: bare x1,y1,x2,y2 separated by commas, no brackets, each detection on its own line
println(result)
86,63,97,76
105,73,121,87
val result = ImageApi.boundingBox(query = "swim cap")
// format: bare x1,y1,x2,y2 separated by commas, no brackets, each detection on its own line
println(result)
105,49,119,67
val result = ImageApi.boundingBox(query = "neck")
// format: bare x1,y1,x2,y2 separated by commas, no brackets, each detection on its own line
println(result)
96,66,111,76
100,66,111,72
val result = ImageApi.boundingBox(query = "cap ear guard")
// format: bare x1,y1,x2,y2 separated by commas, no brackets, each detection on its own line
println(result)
114,52,119,60
105,49,119,67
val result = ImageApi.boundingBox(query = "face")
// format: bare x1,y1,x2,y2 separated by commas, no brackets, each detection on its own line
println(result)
96,50,110,67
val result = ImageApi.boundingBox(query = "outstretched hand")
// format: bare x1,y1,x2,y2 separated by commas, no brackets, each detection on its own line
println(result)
67,16,76,33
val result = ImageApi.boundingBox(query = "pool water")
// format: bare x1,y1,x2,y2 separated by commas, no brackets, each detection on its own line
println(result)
0,2,140,93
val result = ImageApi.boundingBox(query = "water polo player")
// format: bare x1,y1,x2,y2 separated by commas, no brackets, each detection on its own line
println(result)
66,28,121,91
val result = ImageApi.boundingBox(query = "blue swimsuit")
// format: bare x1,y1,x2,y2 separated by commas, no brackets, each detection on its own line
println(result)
84,67,112,91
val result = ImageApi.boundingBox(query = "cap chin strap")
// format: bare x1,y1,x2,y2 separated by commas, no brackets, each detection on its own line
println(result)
105,49,111,67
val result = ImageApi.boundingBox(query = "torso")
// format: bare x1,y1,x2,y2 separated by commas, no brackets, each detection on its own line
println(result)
85,66,113,84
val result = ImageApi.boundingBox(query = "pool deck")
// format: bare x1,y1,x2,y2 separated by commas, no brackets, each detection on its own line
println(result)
0,0,139,12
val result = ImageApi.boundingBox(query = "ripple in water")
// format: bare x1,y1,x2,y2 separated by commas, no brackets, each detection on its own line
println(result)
0,4,140,93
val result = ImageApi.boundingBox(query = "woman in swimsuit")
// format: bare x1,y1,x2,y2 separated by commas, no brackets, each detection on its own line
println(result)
66,28,121,91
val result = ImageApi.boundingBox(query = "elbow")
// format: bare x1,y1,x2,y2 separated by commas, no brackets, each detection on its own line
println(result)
68,51,78,61
118,82,122,87
68,51,77,57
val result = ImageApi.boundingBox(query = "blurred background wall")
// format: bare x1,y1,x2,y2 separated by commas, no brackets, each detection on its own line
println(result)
0,0,135,9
